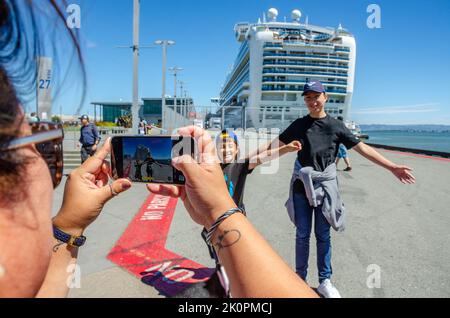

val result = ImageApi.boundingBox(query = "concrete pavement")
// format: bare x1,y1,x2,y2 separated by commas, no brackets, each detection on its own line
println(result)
51,142,450,298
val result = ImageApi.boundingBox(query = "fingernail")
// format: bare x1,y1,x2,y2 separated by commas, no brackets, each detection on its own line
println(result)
122,183,131,190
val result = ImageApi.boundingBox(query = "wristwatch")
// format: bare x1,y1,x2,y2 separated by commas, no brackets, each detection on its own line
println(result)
53,226,87,247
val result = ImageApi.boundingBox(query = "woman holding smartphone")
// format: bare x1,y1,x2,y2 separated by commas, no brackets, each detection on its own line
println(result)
0,0,316,298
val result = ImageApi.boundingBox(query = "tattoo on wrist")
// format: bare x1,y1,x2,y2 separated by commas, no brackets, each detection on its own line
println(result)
53,241,65,252
214,229,242,254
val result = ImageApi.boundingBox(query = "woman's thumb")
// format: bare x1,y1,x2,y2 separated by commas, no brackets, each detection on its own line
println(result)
101,179,132,202
172,155,200,179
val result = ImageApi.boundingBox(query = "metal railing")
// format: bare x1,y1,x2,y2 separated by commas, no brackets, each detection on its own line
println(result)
262,78,347,86
263,52,350,61
263,69,348,78
178,105,337,132
263,61,349,69
335,47,351,52
261,86,347,93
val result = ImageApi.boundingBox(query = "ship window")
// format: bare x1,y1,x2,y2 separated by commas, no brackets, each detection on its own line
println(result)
262,93,284,101
286,94,297,101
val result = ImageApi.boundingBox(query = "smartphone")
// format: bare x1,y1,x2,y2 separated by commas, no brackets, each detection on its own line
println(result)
111,136,196,185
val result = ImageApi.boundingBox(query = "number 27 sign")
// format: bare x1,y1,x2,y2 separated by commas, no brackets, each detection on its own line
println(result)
37,57,53,119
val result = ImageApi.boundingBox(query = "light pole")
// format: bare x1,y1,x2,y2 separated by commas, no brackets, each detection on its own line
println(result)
116,0,154,133
179,80,184,117
184,89,188,118
169,67,183,115
131,0,140,133
155,40,175,131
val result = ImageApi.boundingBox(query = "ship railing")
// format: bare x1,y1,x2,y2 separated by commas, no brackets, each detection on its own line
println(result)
263,69,348,78
180,105,346,132
335,47,351,52
262,76,348,85
262,86,347,93
263,52,350,61
262,79,348,86
263,61,349,69
283,41,335,47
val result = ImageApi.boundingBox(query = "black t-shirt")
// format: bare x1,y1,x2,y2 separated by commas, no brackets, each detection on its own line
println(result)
221,159,254,208
279,115,361,194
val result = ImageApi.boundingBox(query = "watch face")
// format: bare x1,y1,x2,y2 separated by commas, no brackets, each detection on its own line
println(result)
76,236,87,247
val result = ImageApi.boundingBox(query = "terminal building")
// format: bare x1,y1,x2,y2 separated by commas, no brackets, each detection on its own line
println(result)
91,97,194,124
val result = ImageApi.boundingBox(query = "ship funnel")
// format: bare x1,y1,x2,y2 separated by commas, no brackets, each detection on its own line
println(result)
267,8,278,22
292,9,301,23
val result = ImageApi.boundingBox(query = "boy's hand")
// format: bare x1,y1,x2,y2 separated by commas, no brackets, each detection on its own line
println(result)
286,141,302,152
390,165,416,184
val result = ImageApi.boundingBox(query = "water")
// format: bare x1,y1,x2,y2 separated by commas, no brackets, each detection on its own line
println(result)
365,131,450,153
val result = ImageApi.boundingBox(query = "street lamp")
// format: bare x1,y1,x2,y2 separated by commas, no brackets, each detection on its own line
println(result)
155,40,175,130
178,80,185,117
116,0,154,133
183,89,188,118
169,67,183,116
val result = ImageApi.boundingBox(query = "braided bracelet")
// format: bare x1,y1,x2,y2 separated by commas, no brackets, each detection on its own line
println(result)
205,208,245,246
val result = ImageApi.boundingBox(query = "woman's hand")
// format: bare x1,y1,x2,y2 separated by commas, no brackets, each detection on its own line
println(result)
53,138,132,235
147,126,236,229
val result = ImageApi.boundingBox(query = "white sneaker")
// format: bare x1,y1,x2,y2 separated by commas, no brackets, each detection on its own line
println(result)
317,279,342,298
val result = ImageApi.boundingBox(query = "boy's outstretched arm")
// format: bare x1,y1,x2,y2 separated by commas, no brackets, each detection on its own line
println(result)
248,141,302,170
353,143,416,184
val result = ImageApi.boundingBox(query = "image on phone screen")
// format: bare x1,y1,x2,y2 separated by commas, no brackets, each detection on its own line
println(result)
111,136,194,185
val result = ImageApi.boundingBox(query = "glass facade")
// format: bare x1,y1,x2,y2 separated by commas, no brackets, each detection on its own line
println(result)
102,104,131,122
93,98,194,123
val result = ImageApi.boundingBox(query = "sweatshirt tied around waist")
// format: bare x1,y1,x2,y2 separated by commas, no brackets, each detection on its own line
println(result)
286,161,346,233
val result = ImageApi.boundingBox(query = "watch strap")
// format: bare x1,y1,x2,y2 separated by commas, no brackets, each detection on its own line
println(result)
53,226,87,247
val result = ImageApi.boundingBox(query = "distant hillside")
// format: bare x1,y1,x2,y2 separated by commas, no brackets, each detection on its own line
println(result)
360,125,450,133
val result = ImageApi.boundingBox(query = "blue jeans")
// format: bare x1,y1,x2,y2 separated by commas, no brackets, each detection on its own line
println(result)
81,145,96,164
293,192,332,284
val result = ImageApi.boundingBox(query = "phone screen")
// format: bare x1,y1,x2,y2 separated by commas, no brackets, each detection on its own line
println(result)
111,136,195,185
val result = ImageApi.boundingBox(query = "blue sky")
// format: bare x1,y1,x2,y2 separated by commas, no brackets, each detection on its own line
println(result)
123,137,172,160
43,0,450,125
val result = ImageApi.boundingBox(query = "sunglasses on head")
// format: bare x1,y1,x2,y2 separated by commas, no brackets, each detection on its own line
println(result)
5,121,64,188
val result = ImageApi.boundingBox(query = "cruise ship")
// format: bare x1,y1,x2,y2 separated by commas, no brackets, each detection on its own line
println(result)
218,8,356,130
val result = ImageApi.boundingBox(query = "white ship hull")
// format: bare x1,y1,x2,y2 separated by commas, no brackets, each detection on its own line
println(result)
219,9,356,130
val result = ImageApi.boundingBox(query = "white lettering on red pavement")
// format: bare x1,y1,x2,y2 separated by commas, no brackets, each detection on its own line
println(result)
108,194,214,297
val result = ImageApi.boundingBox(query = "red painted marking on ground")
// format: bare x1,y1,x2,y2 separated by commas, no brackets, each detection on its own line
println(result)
377,149,450,163
108,194,213,297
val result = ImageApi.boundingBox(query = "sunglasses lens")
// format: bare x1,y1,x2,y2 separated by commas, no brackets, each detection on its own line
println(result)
31,123,64,188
